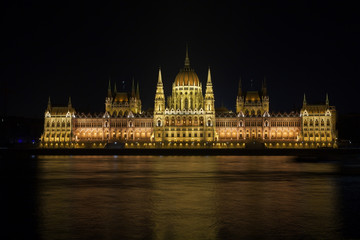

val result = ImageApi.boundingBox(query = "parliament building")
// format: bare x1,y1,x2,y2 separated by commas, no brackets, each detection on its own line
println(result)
40,48,337,148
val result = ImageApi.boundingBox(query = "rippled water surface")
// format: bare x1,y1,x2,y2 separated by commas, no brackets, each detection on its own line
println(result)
2,155,360,239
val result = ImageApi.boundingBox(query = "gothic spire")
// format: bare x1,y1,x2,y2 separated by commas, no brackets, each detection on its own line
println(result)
136,82,140,99
107,78,112,97
131,78,135,97
238,77,242,96
47,96,51,110
303,93,307,106
262,76,267,96
326,93,329,106
68,96,72,108
114,82,117,94
184,44,190,69
157,67,163,84
155,67,165,100
205,67,214,98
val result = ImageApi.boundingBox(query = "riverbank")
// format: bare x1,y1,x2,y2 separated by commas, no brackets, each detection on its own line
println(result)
1,147,360,159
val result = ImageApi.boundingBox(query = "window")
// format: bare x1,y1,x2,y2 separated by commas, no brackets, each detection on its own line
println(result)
177,133,180,137
195,133,197,137
183,133,186,137
200,133,203,137
189,133,191,137
166,134,168,137
171,133,174,137
208,133,211,137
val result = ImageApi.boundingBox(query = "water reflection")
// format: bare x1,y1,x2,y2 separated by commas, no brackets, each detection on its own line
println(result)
4,155,358,239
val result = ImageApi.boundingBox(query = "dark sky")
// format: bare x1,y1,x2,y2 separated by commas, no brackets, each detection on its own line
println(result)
2,1,359,118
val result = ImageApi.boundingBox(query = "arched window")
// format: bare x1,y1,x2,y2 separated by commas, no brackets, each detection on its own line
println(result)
327,119,330,126
157,120,161,127
321,119,324,126
304,120,308,127
207,119,212,126
315,119,319,127
185,98,189,109
257,110,261,116
310,119,313,127
46,122,50,127
239,121,243,127
199,117,204,126
165,117,169,126
251,110,255,116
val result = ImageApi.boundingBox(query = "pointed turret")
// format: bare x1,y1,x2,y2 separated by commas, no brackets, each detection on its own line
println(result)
326,93,329,106
184,44,190,69
107,78,112,97
205,67,214,98
131,78,135,97
205,67,215,112
136,82,140,99
68,97,72,109
47,96,51,111
238,78,242,96
303,93,307,106
155,67,165,97
262,77,267,96
154,67,165,112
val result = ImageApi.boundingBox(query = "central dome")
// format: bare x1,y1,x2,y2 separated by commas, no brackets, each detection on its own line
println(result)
174,45,200,86
175,69,200,86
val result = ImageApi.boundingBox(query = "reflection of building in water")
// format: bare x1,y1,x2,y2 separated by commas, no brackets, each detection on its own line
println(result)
150,156,217,239
38,156,154,239
215,156,341,239
40,47,337,148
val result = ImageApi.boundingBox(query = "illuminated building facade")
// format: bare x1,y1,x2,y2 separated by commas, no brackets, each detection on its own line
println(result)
41,48,337,148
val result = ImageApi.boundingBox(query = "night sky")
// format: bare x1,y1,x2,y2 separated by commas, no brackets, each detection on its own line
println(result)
2,1,359,118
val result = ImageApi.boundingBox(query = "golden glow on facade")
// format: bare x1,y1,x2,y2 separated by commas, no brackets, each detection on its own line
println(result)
40,48,337,148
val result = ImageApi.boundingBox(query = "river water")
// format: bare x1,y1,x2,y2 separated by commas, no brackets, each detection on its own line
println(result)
1,155,360,240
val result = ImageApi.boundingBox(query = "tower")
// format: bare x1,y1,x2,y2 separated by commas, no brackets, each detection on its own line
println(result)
204,67,216,141
236,78,244,113
154,67,165,142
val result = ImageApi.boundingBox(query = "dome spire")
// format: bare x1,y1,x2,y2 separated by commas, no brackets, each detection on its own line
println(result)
184,43,190,68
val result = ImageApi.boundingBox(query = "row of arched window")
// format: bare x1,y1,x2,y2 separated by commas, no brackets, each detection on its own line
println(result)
304,119,330,127
46,121,70,128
